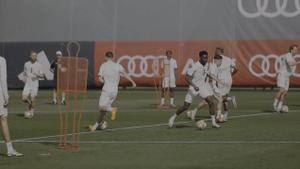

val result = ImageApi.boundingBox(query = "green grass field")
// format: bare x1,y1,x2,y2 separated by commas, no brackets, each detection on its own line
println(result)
0,89,300,169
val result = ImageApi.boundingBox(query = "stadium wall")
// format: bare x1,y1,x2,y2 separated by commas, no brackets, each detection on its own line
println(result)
1,0,300,88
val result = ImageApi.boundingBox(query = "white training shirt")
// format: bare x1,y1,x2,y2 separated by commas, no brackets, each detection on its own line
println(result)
98,60,125,93
161,58,177,79
0,56,9,101
279,52,296,77
214,55,236,81
186,61,211,88
23,61,43,83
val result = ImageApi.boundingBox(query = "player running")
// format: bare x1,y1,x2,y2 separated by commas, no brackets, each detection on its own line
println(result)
21,51,45,118
189,48,238,121
168,50,225,128
160,50,178,108
0,56,23,157
50,51,66,105
89,51,136,131
273,45,300,112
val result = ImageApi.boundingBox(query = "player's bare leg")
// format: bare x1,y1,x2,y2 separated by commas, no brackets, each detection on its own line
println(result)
169,88,176,107
89,106,111,131
168,102,190,128
273,88,287,112
22,95,35,118
222,95,230,120
205,96,220,128
52,89,57,104
160,88,166,106
190,101,208,121
1,116,23,157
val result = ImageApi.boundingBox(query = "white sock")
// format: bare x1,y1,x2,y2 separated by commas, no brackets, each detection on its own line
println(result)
193,108,198,112
170,98,174,104
62,93,66,101
273,99,278,107
211,115,216,124
277,101,283,111
161,98,165,105
53,92,57,102
6,142,14,153
226,96,232,101
93,122,99,129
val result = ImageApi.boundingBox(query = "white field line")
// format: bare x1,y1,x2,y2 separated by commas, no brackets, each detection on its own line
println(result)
12,140,300,144
9,112,273,144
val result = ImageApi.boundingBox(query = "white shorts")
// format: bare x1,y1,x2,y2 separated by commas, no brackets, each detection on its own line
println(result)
185,85,213,103
0,97,8,117
162,77,176,88
22,82,39,98
277,74,289,91
99,91,117,109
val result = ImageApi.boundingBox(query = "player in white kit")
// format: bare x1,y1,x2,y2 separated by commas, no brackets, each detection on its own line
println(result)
273,45,300,112
168,51,224,128
160,50,177,107
0,56,23,157
22,51,45,118
89,51,136,131
188,48,238,122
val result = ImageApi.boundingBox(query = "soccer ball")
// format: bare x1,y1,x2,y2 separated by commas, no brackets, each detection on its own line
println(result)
24,111,33,119
196,120,207,130
281,105,289,113
186,110,192,118
216,114,225,123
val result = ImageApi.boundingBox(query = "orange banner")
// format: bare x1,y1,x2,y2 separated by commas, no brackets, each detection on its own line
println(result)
94,40,300,87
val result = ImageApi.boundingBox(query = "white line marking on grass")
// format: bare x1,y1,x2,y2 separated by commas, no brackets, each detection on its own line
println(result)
12,140,300,145
9,112,274,143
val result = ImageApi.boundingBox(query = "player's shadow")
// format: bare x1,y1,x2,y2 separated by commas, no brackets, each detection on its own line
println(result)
16,113,25,117
262,109,274,113
174,124,192,128
0,153,7,157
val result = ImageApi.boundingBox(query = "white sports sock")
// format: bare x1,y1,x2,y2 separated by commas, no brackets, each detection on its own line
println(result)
211,115,217,124
170,98,174,104
6,142,14,153
277,101,283,111
161,98,165,105
53,92,57,102
93,122,99,129
62,93,66,101
273,99,278,107
226,96,232,101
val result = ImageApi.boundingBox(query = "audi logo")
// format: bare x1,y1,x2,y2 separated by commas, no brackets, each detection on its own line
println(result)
248,54,300,77
238,0,300,18
117,55,166,78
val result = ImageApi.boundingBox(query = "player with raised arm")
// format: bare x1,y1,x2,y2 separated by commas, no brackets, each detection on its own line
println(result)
89,51,136,131
0,56,23,157
50,51,66,105
160,50,178,108
168,50,223,128
22,51,45,118
273,45,300,112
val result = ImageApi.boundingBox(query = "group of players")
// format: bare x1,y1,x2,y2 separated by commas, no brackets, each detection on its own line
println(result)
0,45,298,156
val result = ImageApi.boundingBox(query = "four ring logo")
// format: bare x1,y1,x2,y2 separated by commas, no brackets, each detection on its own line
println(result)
117,55,166,78
238,0,300,18
248,54,300,78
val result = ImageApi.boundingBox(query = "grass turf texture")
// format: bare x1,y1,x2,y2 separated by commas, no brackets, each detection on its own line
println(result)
0,89,300,169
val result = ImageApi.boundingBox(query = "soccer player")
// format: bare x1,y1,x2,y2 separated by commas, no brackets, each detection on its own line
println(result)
22,51,45,118
160,50,178,107
273,45,300,112
50,51,66,104
168,50,223,128
89,51,136,131
0,56,23,157
189,48,238,121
